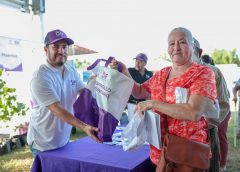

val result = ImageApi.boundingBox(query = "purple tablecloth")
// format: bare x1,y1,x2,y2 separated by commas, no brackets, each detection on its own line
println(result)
30,137,152,172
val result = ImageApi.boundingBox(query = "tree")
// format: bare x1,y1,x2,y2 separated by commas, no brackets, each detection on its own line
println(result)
0,69,29,122
74,59,90,71
211,49,239,65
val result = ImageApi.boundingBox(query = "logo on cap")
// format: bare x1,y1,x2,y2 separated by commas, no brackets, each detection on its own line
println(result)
55,30,64,37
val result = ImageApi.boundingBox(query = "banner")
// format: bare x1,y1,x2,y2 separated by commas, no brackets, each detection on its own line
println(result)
0,36,23,71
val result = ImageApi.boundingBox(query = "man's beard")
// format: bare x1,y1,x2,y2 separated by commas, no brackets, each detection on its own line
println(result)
56,61,64,66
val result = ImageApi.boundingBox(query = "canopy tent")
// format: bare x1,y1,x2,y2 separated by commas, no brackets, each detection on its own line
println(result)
68,45,98,56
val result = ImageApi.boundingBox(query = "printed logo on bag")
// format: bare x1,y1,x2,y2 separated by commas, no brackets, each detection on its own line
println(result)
55,30,64,37
70,80,76,85
100,70,110,80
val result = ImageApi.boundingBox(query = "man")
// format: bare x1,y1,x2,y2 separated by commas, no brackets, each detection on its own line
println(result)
128,53,153,103
27,29,100,156
232,78,240,139
193,38,230,172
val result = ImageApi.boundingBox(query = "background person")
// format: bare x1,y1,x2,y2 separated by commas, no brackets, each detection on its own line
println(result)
201,54,215,66
128,53,153,104
120,53,153,125
27,29,100,156
193,38,230,172
232,78,240,139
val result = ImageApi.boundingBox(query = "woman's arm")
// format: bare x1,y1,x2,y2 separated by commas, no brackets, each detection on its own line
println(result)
135,94,214,121
110,59,151,99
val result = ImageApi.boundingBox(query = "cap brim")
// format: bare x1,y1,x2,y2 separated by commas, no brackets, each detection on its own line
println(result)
49,38,74,45
133,57,146,62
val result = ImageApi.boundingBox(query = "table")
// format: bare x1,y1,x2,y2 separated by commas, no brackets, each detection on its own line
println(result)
30,137,152,172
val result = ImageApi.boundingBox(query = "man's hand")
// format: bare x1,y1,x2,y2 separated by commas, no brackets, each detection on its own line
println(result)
87,75,97,84
82,124,102,143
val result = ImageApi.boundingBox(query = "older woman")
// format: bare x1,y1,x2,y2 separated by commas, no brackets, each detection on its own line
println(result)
112,27,217,171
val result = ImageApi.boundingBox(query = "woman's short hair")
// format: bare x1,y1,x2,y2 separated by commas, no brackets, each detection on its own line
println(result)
168,27,194,46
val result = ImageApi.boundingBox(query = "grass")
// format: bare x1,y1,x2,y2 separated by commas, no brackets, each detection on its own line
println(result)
0,116,240,172
0,129,87,172
225,114,240,172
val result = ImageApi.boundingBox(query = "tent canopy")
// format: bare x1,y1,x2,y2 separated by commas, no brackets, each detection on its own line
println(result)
68,45,98,56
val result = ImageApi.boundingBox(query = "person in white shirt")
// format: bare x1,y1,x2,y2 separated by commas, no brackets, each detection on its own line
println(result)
27,29,101,156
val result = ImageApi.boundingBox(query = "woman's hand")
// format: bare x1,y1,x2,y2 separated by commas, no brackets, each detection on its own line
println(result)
134,100,153,116
109,58,131,78
108,58,119,69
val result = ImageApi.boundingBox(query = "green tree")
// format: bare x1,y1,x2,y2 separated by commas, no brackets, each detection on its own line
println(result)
74,59,90,71
0,69,29,122
211,49,239,65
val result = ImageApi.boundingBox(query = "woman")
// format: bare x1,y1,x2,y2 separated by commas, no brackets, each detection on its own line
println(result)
112,27,217,171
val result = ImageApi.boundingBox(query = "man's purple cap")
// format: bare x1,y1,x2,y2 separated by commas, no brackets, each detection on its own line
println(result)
133,53,148,63
44,29,74,45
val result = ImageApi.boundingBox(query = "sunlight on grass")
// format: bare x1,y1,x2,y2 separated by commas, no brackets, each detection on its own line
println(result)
226,113,240,172
0,146,33,172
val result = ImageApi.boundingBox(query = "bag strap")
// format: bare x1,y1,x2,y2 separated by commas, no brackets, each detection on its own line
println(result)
87,56,122,72
87,58,106,70
163,68,171,133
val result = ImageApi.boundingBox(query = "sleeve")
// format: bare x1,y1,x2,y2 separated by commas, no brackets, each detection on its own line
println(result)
142,70,162,93
30,72,59,107
190,67,217,100
215,68,230,102
142,74,155,93
215,68,230,121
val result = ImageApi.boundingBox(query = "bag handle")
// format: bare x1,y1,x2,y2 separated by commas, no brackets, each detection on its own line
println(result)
87,56,122,72
87,58,106,70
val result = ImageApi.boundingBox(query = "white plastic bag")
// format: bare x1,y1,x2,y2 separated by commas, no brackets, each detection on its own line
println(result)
127,103,136,122
145,111,161,149
122,109,161,151
122,112,147,151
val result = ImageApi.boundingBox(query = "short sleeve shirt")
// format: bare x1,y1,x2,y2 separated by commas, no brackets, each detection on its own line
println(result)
27,62,84,151
142,63,217,165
